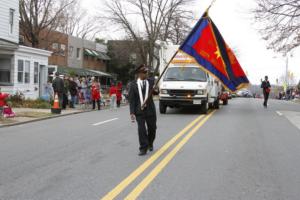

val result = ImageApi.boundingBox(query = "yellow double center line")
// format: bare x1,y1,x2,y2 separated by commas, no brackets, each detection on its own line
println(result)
101,111,216,200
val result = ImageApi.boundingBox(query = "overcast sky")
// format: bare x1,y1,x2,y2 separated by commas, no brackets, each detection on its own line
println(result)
81,0,300,85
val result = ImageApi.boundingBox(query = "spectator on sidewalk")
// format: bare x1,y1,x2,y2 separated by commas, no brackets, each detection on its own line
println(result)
116,82,123,108
84,76,92,104
69,77,78,109
81,77,89,106
52,72,64,108
44,80,54,101
109,83,117,110
74,76,81,104
62,75,69,109
0,88,9,115
91,79,101,110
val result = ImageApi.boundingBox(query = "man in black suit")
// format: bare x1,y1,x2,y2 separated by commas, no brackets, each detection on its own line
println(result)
52,72,64,108
128,64,158,156
261,75,271,108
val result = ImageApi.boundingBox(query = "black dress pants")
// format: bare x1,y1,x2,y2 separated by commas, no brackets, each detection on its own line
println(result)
62,93,68,109
263,91,269,107
93,100,100,110
136,114,157,151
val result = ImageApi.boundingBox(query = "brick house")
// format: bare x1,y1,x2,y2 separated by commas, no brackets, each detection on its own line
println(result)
21,30,69,68
21,30,111,75
68,36,110,72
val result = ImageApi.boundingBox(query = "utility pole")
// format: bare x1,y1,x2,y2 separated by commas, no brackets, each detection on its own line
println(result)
285,55,289,91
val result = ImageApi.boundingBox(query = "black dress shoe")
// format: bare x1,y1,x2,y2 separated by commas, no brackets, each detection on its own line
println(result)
138,150,147,156
148,145,153,152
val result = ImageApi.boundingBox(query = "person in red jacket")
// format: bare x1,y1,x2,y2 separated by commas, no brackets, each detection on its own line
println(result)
91,79,101,110
116,82,122,108
109,83,117,110
0,88,9,115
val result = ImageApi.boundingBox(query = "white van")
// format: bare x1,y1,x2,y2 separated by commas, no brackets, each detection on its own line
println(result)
159,53,222,114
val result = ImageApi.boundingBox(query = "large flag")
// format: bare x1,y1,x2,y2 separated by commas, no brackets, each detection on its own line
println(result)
179,13,249,91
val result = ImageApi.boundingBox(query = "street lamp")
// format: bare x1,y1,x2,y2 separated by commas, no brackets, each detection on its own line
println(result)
282,50,293,93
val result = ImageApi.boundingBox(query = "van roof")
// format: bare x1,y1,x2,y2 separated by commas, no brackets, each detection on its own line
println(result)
171,52,197,64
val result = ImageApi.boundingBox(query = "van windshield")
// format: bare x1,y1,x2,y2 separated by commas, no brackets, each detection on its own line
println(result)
164,67,207,82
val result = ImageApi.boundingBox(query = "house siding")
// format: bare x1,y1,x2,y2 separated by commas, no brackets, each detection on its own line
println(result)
12,47,51,99
0,0,19,44
83,56,107,71
68,35,84,68
40,31,68,67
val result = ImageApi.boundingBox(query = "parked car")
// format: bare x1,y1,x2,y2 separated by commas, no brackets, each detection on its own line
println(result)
225,91,232,99
237,90,252,98
220,91,229,105
231,93,237,98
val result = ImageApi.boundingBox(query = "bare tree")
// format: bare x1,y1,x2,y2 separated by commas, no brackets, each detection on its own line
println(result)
102,0,194,73
57,1,101,40
20,0,75,47
254,0,300,53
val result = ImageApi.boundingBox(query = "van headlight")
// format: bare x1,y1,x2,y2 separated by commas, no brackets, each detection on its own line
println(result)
197,90,206,95
161,89,168,94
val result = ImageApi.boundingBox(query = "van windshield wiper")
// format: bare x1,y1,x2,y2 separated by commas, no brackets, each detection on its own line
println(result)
185,78,207,81
165,77,178,81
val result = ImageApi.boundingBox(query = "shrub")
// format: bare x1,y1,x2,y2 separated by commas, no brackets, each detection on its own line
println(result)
8,91,24,104
22,99,52,109
9,95,52,109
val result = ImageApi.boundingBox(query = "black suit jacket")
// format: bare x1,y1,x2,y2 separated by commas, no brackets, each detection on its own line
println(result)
128,78,157,117
52,77,64,94
261,80,271,93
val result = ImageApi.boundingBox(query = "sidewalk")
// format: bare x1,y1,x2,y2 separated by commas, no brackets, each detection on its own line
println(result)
292,98,300,104
0,99,129,127
0,107,89,127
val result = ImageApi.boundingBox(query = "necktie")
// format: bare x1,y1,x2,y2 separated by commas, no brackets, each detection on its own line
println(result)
142,81,146,97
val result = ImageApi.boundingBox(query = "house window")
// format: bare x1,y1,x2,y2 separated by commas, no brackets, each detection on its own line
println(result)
69,46,74,57
0,70,10,83
52,43,59,50
76,48,81,59
9,9,14,34
34,62,39,84
24,61,30,83
18,60,24,83
0,59,11,83
60,44,66,56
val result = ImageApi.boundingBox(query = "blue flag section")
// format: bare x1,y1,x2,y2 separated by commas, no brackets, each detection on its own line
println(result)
179,13,249,92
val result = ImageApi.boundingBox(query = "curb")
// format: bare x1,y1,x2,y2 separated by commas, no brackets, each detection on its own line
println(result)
0,103,130,128
0,109,93,128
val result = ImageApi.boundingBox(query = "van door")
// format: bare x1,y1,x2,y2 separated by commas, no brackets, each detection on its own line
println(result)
206,74,214,98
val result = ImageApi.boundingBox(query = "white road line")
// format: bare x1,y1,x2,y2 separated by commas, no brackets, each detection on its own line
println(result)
276,111,283,116
93,118,119,126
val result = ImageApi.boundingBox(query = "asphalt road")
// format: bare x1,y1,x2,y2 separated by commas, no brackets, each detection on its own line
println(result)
0,98,300,200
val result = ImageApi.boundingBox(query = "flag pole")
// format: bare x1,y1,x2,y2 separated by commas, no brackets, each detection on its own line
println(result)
140,49,179,110
154,50,179,88
206,0,217,13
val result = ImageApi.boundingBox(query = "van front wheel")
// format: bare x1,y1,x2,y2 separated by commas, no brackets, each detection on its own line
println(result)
214,98,220,109
201,101,208,114
159,101,167,114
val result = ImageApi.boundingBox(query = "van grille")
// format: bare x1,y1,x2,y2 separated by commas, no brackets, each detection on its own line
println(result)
169,90,197,97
